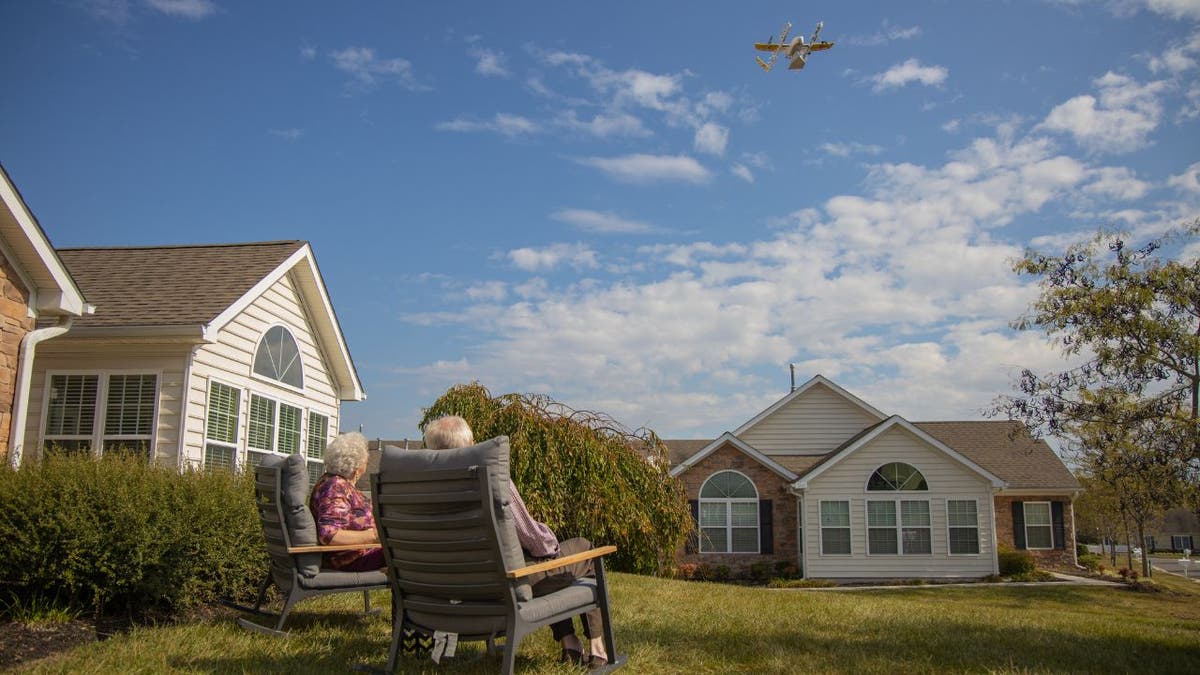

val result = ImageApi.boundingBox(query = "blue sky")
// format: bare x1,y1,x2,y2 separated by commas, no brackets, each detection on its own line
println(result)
2,0,1198,440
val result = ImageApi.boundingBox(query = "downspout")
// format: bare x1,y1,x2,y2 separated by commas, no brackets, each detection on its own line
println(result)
990,487,1001,576
8,316,73,468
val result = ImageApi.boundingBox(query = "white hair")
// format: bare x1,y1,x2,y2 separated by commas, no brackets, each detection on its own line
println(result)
423,415,475,450
323,431,369,478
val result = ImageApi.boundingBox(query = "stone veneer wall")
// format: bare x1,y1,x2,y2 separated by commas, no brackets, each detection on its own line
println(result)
675,443,798,574
994,495,1078,568
0,251,33,463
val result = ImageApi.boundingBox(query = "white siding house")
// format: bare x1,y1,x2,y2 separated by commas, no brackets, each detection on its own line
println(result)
22,241,363,476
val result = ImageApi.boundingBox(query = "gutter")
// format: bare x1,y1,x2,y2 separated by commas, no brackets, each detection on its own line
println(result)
8,316,73,468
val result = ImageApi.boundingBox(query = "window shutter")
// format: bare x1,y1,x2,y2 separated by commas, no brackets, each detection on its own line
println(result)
685,500,699,554
1012,502,1026,550
1051,501,1065,550
759,499,773,554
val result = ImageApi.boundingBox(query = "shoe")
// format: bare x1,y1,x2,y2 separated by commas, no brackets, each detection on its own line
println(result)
559,647,583,666
588,654,609,671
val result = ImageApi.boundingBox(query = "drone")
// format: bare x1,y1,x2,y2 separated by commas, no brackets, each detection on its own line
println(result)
755,21,835,72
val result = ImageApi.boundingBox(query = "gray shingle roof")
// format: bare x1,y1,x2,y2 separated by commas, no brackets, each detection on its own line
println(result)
56,241,305,328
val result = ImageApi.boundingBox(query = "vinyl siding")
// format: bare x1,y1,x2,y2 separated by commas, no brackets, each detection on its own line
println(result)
25,343,191,465
802,425,996,579
738,382,881,455
181,272,340,468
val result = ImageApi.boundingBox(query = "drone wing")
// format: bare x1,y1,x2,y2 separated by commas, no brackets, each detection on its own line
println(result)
809,41,835,52
754,42,786,52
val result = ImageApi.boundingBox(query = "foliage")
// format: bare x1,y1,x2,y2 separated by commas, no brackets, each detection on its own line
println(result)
998,547,1036,577
766,577,837,588
747,562,771,582
0,453,266,618
420,382,692,575
1078,552,1103,572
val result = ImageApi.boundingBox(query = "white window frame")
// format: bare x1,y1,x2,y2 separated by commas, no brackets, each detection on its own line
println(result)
864,461,930,492
203,378,242,471
249,323,306,395
41,370,161,457
865,498,932,556
698,470,760,554
1023,501,1054,550
946,498,982,556
819,499,852,556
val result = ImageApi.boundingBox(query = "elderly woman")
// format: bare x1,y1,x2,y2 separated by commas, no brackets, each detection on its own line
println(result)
308,431,384,571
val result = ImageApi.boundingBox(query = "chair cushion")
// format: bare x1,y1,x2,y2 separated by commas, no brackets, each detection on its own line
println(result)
298,568,388,590
379,436,532,601
259,453,321,578
517,578,597,624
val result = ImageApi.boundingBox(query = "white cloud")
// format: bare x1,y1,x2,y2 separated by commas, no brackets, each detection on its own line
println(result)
506,243,599,271
435,113,540,137
299,45,317,60
1083,166,1151,200
821,141,884,157
849,21,923,46
465,281,508,302
693,122,729,156
556,110,650,138
1148,31,1200,74
550,209,661,234
1144,0,1200,20
731,164,754,183
574,154,712,184
330,47,424,91
268,128,303,141
470,47,510,77
869,58,948,92
1168,161,1200,193
144,0,216,19
1039,72,1167,154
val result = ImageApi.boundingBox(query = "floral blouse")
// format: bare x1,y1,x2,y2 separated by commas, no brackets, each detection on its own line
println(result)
309,473,375,570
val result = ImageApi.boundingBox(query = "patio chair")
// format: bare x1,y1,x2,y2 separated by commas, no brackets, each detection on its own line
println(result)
235,453,389,637
372,436,625,674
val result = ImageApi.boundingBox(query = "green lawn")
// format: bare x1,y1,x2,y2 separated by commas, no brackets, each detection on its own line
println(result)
16,573,1200,674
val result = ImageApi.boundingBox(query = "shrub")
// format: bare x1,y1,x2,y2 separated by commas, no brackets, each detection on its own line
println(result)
767,578,836,589
693,564,715,581
0,454,266,618
1078,552,1102,572
998,547,1036,577
713,565,731,582
421,383,692,574
673,563,698,580
747,562,771,582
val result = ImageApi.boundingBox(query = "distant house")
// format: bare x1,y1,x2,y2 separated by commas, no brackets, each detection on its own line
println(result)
668,375,1081,579
18,240,364,480
1149,508,1197,553
0,165,90,467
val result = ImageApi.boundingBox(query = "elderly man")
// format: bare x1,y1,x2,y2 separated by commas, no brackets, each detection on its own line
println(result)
422,415,609,669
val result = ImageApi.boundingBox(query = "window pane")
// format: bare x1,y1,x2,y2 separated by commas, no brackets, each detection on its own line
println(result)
277,404,302,454
867,462,928,491
699,502,727,527
902,528,932,554
869,527,898,554
102,439,150,456
700,471,756,499
701,527,727,553
901,500,930,527
1025,502,1051,525
248,395,276,451
246,450,270,470
45,375,98,436
206,382,240,444
307,460,324,486
948,500,978,527
732,527,758,553
205,443,235,472
1026,525,1053,549
44,439,92,455
821,501,850,527
104,374,156,436
867,501,896,526
253,326,304,388
950,527,980,554
306,413,329,459
731,502,758,527
822,528,851,554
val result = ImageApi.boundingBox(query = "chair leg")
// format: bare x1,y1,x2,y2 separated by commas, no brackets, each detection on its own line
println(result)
274,586,302,633
251,573,272,613
500,622,526,675
362,589,371,613
595,559,618,659
386,596,403,672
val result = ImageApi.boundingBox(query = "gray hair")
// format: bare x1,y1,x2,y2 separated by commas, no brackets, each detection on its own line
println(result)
423,415,475,450
323,431,369,478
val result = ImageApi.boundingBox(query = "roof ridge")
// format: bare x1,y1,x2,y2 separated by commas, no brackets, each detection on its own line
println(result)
57,240,306,252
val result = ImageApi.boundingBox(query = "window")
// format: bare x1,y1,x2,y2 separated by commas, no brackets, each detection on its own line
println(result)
1170,535,1193,552
867,462,928,491
44,373,158,456
247,394,276,468
699,471,759,553
867,500,932,555
1024,501,1053,550
820,500,851,555
253,325,303,389
306,412,329,483
205,381,240,471
277,403,302,455
948,500,980,554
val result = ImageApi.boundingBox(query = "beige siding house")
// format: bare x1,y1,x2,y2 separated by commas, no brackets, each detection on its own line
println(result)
19,241,363,477
670,375,1081,580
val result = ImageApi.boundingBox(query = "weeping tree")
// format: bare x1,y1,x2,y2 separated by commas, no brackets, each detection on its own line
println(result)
419,383,692,575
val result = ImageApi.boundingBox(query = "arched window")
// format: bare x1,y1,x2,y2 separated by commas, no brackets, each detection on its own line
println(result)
253,326,304,389
699,471,759,553
866,462,928,491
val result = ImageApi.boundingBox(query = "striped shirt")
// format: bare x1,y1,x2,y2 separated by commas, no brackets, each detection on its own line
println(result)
509,482,559,558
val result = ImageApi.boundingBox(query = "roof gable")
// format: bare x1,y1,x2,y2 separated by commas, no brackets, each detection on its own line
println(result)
668,432,798,482
915,421,1080,492
733,374,886,438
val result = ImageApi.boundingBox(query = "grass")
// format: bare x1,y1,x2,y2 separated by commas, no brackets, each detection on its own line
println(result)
14,572,1200,674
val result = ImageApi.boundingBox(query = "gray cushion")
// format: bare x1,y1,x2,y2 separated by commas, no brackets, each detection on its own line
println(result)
379,436,532,601
259,453,321,578
299,568,388,590
518,578,597,624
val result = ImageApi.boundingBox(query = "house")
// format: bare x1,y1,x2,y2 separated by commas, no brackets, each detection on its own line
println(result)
0,165,90,467
668,375,1081,579
1148,507,1197,553
16,240,364,481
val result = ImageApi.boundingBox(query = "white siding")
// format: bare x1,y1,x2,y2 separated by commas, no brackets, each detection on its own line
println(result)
26,342,191,465
801,425,996,579
738,382,880,455
181,272,340,468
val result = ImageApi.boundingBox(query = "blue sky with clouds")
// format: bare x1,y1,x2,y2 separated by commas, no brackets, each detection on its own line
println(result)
2,0,1198,439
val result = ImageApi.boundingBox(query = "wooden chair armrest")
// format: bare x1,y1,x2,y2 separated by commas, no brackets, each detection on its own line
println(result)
507,545,617,579
287,543,383,554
